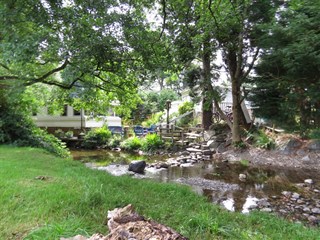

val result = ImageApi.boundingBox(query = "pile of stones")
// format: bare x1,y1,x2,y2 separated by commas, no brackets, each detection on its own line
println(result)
149,142,214,169
249,179,320,226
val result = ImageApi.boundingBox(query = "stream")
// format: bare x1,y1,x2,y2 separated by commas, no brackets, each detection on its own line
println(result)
72,149,320,225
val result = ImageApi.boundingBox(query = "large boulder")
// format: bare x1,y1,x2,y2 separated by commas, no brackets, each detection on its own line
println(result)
281,138,303,154
128,160,146,174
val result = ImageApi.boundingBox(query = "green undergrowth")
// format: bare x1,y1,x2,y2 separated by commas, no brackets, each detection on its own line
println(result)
0,145,319,240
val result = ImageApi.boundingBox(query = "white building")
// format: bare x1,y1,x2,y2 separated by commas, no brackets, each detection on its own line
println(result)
33,105,121,134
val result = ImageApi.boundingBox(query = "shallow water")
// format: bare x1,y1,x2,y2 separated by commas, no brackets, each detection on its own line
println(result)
71,149,320,213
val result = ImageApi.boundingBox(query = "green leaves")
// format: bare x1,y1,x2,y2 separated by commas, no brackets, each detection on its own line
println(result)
251,0,320,130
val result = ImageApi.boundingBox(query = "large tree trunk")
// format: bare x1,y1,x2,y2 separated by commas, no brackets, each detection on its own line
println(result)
225,48,242,143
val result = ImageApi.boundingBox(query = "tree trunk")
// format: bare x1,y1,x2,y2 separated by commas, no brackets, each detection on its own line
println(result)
231,78,242,143
201,39,213,130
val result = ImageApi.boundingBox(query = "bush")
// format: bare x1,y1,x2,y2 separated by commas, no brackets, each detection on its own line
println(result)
141,133,164,152
177,101,194,127
30,128,70,158
54,129,65,138
178,101,194,115
0,107,69,157
307,128,320,139
82,125,112,149
108,135,122,148
142,112,164,127
120,136,142,151
65,130,74,138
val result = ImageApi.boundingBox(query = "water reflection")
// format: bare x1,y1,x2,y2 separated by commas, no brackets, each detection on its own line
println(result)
72,149,320,213
222,198,235,212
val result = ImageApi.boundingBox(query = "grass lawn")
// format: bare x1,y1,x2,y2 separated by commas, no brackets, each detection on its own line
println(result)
0,145,319,240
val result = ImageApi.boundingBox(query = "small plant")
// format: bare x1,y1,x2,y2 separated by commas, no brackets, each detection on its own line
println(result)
254,130,275,149
240,159,250,167
141,133,164,152
120,136,142,151
108,135,122,148
82,125,112,149
65,130,74,138
54,129,64,138
233,141,246,149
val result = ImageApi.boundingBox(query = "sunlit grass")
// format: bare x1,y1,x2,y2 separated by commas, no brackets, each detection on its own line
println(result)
0,145,319,240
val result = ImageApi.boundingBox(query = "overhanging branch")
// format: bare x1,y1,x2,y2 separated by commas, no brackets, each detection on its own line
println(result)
27,58,70,85
40,74,84,89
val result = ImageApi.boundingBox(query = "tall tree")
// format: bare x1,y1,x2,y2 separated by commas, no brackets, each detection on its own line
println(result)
160,0,224,130
0,0,151,114
160,0,279,143
208,0,280,143
250,0,320,130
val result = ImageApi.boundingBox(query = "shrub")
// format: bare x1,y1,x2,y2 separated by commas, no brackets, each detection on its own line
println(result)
82,125,112,149
65,130,74,138
54,129,65,138
0,107,69,158
307,128,320,139
177,101,194,127
254,130,275,149
108,135,122,148
30,128,70,158
141,133,164,152
120,136,142,151
178,101,194,115
142,112,164,127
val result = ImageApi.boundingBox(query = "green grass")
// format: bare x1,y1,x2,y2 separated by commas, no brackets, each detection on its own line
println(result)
0,145,320,240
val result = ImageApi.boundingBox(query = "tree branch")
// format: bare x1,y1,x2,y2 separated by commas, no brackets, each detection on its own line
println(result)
26,58,70,85
95,74,127,92
0,76,19,81
0,63,11,71
159,0,167,39
242,47,260,81
39,75,83,89
208,0,222,32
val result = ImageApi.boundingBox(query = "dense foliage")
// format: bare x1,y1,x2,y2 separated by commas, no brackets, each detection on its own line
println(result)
82,125,112,149
131,89,179,124
249,0,320,132
141,133,164,152
120,136,142,151
1,0,320,147
0,91,69,157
